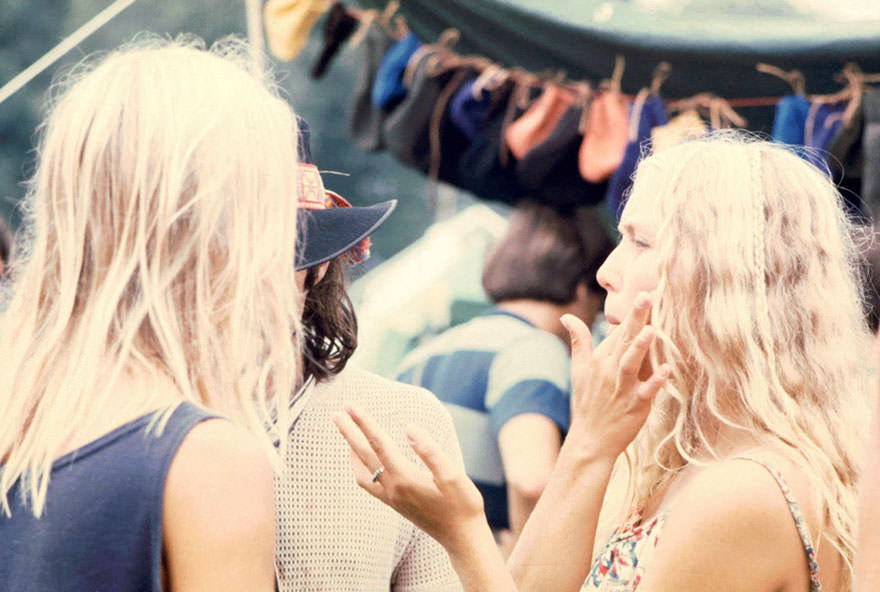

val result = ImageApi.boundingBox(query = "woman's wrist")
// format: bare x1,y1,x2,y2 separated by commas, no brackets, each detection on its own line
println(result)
444,517,515,592
442,514,497,559
558,426,620,471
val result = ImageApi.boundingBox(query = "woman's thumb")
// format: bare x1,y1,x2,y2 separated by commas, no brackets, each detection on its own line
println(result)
561,313,593,357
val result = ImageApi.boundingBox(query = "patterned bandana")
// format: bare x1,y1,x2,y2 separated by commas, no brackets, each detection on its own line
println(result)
297,163,371,266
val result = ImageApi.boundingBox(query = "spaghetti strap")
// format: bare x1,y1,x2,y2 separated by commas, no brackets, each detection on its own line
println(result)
733,456,822,592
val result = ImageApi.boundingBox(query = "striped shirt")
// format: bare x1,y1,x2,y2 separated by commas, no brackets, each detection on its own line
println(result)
396,309,571,530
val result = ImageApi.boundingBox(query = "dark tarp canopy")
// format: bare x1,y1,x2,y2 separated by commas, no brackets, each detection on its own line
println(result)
355,0,880,130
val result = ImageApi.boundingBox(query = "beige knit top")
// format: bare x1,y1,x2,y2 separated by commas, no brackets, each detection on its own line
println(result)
275,366,463,592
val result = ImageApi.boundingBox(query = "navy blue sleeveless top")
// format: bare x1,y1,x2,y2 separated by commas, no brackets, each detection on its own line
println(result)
1,402,219,592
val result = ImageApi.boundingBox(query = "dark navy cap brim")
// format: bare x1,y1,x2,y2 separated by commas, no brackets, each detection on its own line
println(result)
296,199,397,270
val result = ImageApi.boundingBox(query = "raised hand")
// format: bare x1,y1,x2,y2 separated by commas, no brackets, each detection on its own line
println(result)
333,405,485,551
333,405,517,592
506,293,671,592
563,291,671,462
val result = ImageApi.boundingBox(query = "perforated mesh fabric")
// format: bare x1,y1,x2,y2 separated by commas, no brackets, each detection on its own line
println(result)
274,367,463,592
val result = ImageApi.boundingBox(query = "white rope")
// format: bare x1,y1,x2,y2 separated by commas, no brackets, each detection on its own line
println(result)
0,0,138,107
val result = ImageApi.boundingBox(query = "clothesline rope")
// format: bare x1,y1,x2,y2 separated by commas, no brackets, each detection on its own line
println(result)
0,0,139,107
346,6,878,111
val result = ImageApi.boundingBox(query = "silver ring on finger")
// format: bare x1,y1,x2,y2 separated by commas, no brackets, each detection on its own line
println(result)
370,466,385,483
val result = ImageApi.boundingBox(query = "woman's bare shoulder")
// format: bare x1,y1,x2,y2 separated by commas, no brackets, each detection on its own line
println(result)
162,418,276,591
637,456,816,592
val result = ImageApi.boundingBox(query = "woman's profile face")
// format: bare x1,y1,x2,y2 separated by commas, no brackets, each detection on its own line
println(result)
596,181,662,328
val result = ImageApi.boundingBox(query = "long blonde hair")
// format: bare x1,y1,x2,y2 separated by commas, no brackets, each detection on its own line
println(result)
625,133,872,582
0,37,302,517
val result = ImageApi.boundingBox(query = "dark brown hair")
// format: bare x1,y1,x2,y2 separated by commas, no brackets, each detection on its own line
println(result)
301,257,358,382
481,202,612,305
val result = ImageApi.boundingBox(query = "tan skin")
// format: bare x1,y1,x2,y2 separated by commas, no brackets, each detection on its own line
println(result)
161,419,276,592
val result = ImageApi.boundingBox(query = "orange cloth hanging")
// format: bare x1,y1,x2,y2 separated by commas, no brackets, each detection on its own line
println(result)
505,83,576,160
578,88,629,183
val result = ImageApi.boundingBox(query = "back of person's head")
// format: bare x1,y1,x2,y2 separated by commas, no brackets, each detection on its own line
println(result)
301,257,357,383
624,131,870,583
0,36,302,517
481,202,612,305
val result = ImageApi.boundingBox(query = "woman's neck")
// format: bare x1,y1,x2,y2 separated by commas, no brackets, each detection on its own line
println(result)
687,422,770,463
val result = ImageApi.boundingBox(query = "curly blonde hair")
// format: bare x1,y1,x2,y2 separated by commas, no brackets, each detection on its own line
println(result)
0,37,302,517
623,132,872,583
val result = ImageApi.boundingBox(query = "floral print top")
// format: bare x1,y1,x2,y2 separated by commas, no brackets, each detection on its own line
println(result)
581,457,822,591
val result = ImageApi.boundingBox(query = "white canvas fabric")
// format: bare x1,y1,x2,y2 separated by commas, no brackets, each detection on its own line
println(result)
274,367,462,592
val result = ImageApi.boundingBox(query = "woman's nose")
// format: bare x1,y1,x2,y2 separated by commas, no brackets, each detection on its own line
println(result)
596,248,617,292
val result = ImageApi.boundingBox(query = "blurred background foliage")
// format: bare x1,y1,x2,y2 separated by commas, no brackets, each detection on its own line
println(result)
0,0,458,267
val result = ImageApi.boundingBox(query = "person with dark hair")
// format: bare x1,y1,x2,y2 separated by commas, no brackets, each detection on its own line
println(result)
0,215,12,278
395,203,613,550
273,119,462,592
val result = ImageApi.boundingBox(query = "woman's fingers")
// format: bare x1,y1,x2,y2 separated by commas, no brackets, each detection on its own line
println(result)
613,292,653,362
333,410,381,469
637,363,672,403
345,403,406,474
406,424,460,487
347,448,386,496
561,313,593,360
617,325,656,387
334,413,386,495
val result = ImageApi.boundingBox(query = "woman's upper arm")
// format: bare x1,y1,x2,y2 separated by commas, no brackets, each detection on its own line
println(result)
162,419,276,592
638,461,811,592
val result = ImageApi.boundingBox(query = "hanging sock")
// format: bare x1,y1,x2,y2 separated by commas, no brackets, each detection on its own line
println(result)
650,110,707,153
381,47,475,185
516,104,609,208
457,98,529,205
311,3,359,78
801,100,848,171
371,32,422,110
448,68,513,142
349,20,395,151
578,88,629,183
863,89,880,217
264,0,330,62
449,76,484,140
771,93,810,145
605,90,668,220
505,83,576,160
827,98,865,218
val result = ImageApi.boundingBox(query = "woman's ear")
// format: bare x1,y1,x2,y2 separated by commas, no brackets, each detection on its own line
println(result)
298,261,333,295
309,261,331,289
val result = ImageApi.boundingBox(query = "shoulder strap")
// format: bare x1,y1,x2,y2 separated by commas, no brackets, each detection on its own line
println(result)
733,456,823,592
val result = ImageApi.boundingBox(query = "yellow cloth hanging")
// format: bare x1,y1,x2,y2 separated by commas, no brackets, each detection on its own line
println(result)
651,110,707,153
264,0,330,61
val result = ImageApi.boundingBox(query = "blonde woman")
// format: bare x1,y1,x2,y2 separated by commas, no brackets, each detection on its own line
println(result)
336,133,873,592
0,38,301,591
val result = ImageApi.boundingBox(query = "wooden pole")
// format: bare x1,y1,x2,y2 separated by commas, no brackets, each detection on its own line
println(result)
245,0,266,76
0,0,138,106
